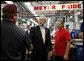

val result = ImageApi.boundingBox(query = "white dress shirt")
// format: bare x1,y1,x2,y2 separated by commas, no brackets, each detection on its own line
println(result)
28,30,30,34
39,26,46,44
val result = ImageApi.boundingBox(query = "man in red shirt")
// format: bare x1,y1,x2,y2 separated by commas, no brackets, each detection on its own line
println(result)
54,20,71,60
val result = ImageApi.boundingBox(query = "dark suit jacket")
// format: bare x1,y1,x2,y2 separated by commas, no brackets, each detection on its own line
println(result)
1,20,31,60
30,25,52,60
26,30,30,39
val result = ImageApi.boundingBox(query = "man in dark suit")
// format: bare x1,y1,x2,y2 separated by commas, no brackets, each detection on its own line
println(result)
1,4,32,60
26,25,31,39
26,25,31,59
30,15,53,60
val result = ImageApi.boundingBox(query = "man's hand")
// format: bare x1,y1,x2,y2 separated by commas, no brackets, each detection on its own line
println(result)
28,51,32,54
63,40,70,60
29,44,33,50
63,54,68,60
49,51,53,56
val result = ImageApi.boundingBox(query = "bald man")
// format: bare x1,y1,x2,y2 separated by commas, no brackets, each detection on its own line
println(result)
30,15,52,60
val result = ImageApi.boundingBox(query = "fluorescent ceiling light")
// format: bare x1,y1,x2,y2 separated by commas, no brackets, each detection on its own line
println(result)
47,18,51,28
30,19,38,25
5,1,13,4
79,19,83,23
79,1,83,3
24,2,39,20
25,2,31,6
31,23,34,27
77,12,80,15
36,17,39,20
69,10,72,12
1,4,7,8
70,16,73,18
27,21,30,25
22,19,25,21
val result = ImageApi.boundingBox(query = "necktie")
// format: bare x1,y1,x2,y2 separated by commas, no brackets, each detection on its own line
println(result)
28,30,30,34
41,28,45,44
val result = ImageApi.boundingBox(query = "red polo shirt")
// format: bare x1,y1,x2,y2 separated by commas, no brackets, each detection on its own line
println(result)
54,28,71,56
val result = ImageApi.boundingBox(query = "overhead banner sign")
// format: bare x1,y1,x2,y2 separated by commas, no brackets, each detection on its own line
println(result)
34,3,83,11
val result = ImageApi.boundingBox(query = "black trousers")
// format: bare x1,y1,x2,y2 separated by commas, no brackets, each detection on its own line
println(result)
21,48,26,60
31,52,48,60
55,56,64,61
51,55,65,60
52,55,70,61
31,55,47,60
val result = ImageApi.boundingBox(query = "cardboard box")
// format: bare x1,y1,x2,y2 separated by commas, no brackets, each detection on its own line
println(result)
72,39,83,43
79,32,83,39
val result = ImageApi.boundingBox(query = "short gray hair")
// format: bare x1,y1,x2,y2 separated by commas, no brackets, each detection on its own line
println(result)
39,15,47,21
57,19,64,25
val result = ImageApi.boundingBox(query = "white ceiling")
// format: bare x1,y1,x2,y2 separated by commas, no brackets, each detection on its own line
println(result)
1,1,83,28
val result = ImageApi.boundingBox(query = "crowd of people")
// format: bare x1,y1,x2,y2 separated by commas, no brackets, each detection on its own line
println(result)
1,4,71,60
